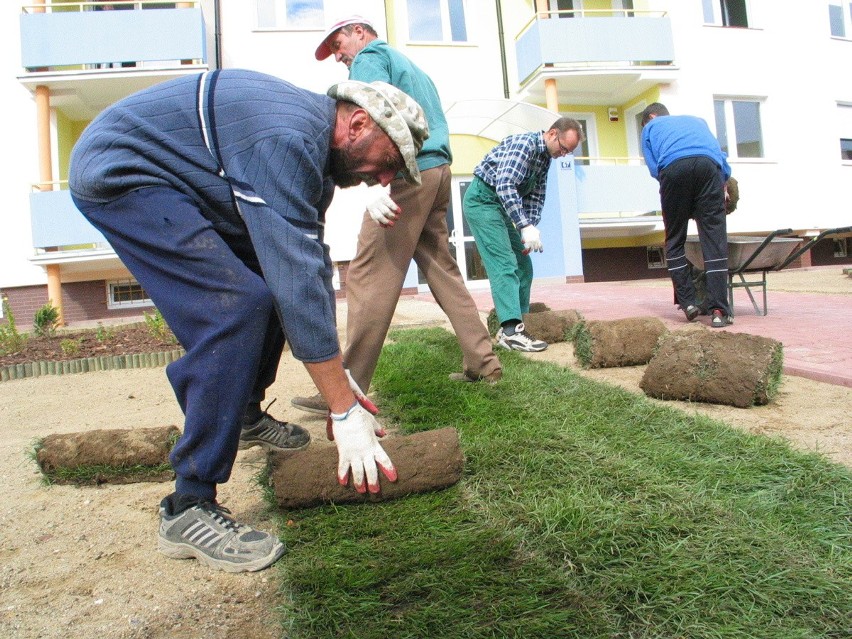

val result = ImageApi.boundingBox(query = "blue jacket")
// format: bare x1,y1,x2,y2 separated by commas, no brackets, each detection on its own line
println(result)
69,69,340,363
642,114,731,181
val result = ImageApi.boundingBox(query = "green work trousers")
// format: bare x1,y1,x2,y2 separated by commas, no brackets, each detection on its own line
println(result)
462,177,533,325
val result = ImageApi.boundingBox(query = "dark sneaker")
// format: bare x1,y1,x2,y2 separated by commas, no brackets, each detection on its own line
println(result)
448,369,503,384
158,495,285,573
682,305,700,322
496,323,548,352
290,393,329,415
239,414,310,451
711,310,733,328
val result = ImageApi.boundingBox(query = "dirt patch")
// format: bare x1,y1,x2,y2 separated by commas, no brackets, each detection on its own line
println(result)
0,324,177,367
1,326,849,638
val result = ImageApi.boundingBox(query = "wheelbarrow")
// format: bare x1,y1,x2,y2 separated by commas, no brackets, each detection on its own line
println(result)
685,229,799,316
686,226,852,316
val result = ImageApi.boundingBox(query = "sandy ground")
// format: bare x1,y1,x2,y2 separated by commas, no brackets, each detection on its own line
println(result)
1,278,850,639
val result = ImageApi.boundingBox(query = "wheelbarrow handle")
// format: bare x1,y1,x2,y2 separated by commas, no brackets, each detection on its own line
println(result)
775,226,852,271
735,228,794,273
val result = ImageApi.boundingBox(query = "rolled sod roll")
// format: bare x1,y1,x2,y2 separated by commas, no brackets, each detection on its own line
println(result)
486,302,552,337
572,317,668,368
520,309,583,344
268,427,464,509
35,425,179,485
640,330,783,408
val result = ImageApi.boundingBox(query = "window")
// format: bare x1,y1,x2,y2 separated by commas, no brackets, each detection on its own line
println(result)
829,2,852,38
842,139,852,160
407,0,468,42
647,246,666,269
107,280,153,310
714,98,764,159
833,238,849,257
839,104,852,160
256,0,323,30
549,0,579,18
703,0,750,28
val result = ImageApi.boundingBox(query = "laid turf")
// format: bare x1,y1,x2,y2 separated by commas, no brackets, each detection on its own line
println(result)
268,328,851,639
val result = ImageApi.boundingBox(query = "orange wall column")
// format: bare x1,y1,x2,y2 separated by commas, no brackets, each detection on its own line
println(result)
534,0,560,113
35,84,64,325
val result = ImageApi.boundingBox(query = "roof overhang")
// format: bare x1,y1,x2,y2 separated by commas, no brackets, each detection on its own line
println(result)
445,99,561,141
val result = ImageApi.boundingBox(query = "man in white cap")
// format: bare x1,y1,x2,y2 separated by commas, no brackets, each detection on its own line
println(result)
293,15,502,416
69,69,428,573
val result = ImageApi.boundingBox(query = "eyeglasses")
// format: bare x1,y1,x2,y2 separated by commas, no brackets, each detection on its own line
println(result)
556,135,574,155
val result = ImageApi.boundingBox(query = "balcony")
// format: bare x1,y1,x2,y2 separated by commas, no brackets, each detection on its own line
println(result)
18,1,207,120
514,10,677,106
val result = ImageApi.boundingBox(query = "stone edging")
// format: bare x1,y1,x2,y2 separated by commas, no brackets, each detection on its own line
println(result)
0,349,186,383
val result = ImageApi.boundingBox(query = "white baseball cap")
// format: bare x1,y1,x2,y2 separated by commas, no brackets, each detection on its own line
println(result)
315,15,374,61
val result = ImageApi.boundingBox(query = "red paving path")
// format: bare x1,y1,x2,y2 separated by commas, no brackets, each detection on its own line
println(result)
416,273,852,389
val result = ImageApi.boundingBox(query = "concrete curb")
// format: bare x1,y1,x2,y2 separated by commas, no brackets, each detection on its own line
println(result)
0,348,185,383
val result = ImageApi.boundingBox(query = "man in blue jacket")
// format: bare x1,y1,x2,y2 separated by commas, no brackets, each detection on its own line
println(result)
70,70,428,572
292,15,502,418
641,102,733,328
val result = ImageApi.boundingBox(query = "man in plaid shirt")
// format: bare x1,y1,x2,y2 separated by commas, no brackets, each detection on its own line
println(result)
463,118,583,352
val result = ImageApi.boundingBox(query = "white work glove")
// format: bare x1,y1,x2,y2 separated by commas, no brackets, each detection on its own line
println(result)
345,368,378,414
366,193,400,228
328,403,398,494
521,224,543,254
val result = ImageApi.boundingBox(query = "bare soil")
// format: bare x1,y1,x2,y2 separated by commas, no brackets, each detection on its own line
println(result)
0,324,177,367
1,306,850,638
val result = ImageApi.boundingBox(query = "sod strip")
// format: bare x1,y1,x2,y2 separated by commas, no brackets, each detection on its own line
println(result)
268,328,851,639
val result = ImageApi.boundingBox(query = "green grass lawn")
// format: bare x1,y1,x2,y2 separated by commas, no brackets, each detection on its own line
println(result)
267,328,851,639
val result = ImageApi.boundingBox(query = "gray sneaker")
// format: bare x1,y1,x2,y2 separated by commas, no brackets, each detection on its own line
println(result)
496,323,548,352
290,393,329,415
158,495,285,573
239,414,310,451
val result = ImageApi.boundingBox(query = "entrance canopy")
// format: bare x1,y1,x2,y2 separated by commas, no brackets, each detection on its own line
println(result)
444,99,561,142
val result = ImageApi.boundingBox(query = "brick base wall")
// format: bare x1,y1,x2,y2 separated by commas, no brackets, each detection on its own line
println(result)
1,281,149,328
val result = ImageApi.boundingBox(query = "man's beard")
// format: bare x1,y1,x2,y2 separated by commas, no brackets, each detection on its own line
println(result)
328,134,380,188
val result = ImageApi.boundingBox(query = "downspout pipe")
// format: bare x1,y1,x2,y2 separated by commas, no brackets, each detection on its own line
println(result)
496,0,510,98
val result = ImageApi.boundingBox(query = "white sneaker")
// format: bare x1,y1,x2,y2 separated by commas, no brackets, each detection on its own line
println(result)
496,323,548,352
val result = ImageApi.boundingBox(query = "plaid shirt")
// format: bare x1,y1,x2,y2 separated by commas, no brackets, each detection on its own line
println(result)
472,131,551,228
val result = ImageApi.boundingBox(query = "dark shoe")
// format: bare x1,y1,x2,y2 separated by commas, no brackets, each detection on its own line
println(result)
710,310,733,328
448,369,502,384
290,393,329,415
682,305,700,322
239,413,310,451
158,494,285,573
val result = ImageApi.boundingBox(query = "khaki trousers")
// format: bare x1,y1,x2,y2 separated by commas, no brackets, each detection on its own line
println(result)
343,164,501,391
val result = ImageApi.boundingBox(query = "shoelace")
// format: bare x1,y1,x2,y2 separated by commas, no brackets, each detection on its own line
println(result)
198,501,242,532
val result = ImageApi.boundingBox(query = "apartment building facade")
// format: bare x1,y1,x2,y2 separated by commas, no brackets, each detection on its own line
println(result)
4,0,851,325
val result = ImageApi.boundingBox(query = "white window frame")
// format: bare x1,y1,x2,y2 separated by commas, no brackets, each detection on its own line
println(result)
714,97,766,161
255,0,324,31
702,0,753,28
838,103,852,163
107,279,154,311
829,2,852,39
402,0,470,44
560,111,599,164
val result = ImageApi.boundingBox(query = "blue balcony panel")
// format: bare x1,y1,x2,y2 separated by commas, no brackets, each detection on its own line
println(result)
574,165,660,215
516,17,674,82
20,7,206,69
30,190,107,249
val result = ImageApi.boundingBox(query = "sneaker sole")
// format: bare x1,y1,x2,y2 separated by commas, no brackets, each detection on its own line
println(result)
289,399,328,415
497,339,548,353
158,537,286,573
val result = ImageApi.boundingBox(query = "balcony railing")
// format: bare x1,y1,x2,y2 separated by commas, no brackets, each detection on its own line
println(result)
20,2,206,71
515,10,675,82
